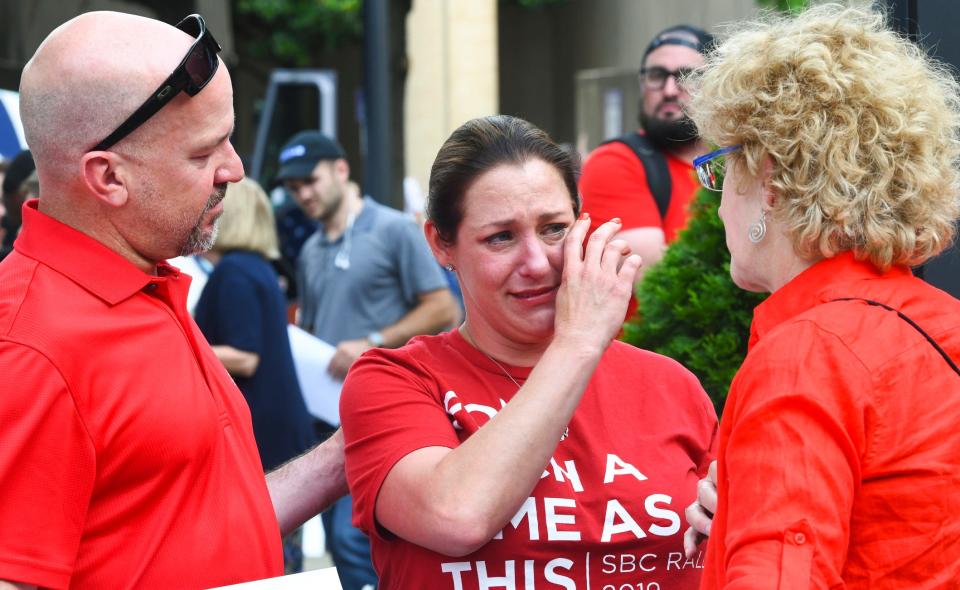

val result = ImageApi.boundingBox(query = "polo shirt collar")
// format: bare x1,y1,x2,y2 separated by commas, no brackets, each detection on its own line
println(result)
354,196,378,231
15,199,161,305
749,251,910,347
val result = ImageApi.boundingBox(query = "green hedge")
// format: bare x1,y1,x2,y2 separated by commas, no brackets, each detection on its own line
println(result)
621,188,767,415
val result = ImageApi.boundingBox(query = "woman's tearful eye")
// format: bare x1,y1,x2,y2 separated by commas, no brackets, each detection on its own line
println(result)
546,223,570,237
485,231,512,245
543,223,569,240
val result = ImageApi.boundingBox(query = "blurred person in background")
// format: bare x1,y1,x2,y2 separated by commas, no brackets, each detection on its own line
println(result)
340,115,717,589
579,25,713,319
0,149,34,260
0,158,6,247
194,177,319,573
278,129,458,590
686,4,960,586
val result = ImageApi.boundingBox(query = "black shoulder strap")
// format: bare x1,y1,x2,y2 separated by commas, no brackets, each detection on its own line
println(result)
831,297,960,377
603,132,672,221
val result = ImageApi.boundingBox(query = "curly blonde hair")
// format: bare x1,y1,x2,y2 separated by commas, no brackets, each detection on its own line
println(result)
690,3,960,269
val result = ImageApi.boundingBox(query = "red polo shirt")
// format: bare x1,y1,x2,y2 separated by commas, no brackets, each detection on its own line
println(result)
0,201,283,589
702,253,960,588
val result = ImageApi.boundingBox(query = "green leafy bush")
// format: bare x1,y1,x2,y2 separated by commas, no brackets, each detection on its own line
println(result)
756,0,808,13
621,188,767,414
235,0,362,65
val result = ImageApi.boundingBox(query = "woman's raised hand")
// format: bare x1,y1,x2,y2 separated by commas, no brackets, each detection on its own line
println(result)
553,213,642,353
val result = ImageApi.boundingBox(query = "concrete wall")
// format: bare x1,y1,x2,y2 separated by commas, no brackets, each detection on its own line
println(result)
404,0,499,206
0,0,233,91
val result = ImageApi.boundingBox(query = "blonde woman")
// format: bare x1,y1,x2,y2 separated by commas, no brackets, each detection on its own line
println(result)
195,177,317,473
687,4,960,587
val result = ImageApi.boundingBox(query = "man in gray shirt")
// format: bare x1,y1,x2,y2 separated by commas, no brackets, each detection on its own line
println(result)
278,130,457,589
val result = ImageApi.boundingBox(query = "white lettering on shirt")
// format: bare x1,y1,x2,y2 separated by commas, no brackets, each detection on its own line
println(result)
645,494,680,536
601,498,646,542
440,561,472,590
477,560,516,590
493,496,540,541
546,457,584,492
603,453,648,484
544,558,577,589
544,497,581,541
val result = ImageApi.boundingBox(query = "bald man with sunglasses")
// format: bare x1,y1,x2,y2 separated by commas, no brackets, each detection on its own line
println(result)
0,12,346,589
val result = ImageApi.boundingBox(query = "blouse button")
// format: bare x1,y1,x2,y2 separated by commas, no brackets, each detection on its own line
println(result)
794,532,807,544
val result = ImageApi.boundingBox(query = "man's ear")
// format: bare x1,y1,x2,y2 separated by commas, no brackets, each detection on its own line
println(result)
80,151,129,208
333,158,350,183
424,220,453,268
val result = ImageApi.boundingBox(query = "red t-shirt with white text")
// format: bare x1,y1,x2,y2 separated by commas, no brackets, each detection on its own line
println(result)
342,330,717,590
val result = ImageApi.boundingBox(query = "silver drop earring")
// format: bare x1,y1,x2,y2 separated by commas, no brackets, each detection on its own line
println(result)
748,210,767,243
444,264,455,272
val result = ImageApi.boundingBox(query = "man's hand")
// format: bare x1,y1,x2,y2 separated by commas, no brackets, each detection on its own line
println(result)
684,459,718,558
328,338,372,380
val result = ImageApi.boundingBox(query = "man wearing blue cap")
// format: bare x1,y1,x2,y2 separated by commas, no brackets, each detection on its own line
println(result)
580,25,714,318
277,130,458,589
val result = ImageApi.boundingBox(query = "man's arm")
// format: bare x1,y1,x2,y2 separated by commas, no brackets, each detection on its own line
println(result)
266,429,348,536
616,226,666,285
327,288,458,379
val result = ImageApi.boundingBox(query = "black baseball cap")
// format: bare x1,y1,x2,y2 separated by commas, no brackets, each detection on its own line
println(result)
276,131,346,181
642,24,715,64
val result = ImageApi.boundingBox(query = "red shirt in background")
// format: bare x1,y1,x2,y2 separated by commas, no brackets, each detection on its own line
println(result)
703,252,960,588
579,140,700,319
0,201,283,589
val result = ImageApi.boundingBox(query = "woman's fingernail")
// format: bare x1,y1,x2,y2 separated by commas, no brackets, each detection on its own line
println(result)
611,217,622,224
580,212,590,220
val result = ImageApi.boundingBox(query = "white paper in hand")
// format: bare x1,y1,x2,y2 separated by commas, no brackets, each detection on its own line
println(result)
208,566,343,589
287,324,343,425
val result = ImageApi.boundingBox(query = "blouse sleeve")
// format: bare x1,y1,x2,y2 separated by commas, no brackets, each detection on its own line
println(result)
717,320,869,589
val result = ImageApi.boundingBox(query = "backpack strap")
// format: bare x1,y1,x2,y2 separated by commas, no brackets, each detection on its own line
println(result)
603,132,672,222
831,297,960,377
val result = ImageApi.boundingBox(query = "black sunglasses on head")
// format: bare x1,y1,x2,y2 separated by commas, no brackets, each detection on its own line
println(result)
92,14,221,151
